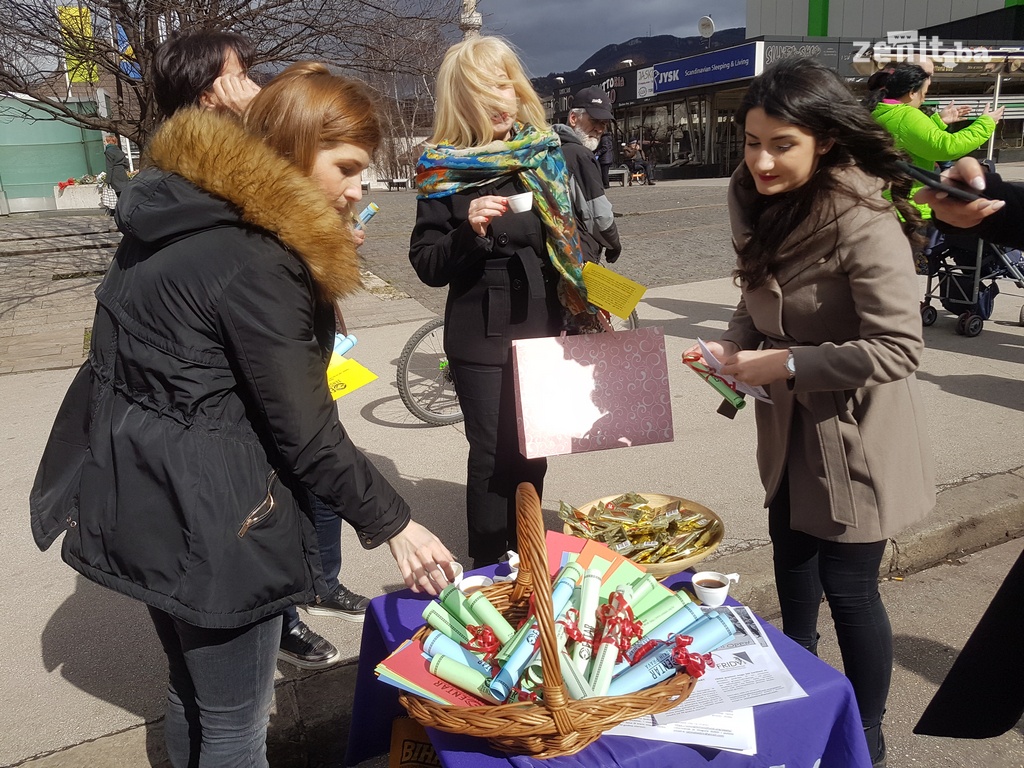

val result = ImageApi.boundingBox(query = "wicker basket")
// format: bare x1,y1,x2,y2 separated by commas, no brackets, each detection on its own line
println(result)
566,493,725,580
399,482,697,758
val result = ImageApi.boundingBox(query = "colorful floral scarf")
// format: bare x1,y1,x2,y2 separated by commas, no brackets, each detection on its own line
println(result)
415,123,592,316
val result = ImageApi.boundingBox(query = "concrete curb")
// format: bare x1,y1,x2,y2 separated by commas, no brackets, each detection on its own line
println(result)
15,469,1023,768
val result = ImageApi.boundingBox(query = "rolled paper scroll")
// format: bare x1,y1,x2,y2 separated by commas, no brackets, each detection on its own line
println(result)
683,353,746,410
628,572,661,611
608,643,677,696
559,646,596,700
333,333,358,357
465,591,516,644
423,630,493,677
495,560,584,664
429,654,502,703
615,598,703,675
571,568,603,677
684,610,736,654
440,584,478,628
489,624,540,701
422,601,471,645
635,588,693,629
588,586,639,696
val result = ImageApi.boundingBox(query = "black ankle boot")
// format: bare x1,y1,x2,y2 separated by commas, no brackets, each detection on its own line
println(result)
864,724,886,768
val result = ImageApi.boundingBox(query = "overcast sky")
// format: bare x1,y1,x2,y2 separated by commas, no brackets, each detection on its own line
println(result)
478,0,747,76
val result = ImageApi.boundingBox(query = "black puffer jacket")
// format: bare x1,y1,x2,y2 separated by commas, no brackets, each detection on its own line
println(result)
31,109,410,629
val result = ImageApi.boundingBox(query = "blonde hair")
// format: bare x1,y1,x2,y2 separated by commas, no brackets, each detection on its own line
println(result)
430,36,547,148
244,62,381,174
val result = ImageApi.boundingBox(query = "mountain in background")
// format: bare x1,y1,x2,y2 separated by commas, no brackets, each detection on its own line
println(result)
532,28,746,94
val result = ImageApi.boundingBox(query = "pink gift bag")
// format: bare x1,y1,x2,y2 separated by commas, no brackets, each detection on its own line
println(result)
511,327,674,459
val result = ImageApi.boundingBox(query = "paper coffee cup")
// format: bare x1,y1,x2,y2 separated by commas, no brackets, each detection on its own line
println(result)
506,192,533,213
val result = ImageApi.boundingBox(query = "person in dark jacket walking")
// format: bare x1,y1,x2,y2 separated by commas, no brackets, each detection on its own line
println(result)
410,36,594,567
553,87,622,264
102,135,130,194
31,62,454,768
596,130,615,188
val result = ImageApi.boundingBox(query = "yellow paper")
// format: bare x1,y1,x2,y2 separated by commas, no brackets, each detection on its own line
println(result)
326,354,377,400
581,262,647,319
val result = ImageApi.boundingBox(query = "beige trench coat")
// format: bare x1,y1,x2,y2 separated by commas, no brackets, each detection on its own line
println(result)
721,165,935,543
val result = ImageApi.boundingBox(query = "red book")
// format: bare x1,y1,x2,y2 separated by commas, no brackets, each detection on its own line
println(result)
376,638,491,708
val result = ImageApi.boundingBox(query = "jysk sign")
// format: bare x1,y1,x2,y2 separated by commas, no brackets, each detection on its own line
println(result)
653,41,763,95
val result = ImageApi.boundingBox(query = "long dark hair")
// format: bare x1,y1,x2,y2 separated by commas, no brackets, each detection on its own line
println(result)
863,63,930,110
733,58,921,289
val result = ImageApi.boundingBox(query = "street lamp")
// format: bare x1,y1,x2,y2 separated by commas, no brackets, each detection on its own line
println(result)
621,59,633,67
585,68,597,76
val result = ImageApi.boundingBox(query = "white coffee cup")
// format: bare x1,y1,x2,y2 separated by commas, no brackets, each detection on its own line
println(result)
458,575,494,594
506,192,533,213
691,571,739,607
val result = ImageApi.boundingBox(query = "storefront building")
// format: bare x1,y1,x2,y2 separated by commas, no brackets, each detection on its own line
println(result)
547,3,1024,178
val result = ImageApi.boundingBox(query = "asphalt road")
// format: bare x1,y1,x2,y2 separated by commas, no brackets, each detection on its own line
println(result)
355,181,735,317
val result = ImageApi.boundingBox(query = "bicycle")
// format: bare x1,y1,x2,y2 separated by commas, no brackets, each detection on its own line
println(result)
396,309,640,426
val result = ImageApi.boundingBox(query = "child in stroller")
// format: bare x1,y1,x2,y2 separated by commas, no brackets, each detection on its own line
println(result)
920,227,1024,336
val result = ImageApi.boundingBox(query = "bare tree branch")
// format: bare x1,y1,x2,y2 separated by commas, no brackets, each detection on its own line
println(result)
0,0,459,146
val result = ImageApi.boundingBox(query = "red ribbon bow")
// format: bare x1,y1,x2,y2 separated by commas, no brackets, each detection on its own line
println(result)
670,634,715,679
463,625,501,662
595,591,644,662
558,608,587,644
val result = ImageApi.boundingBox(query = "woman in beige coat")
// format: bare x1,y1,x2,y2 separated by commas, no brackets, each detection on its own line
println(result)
687,59,935,768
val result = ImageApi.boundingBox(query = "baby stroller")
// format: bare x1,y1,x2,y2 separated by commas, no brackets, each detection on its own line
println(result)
919,227,1024,337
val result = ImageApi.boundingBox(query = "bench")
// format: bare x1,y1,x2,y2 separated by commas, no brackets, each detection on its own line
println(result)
606,167,627,187
386,178,409,191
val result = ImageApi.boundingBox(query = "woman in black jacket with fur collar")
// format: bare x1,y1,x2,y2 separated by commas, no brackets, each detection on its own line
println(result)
32,63,454,767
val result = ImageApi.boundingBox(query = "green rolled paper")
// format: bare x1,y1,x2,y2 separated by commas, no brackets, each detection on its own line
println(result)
628,573,665,617
571,568,603,677
686,359,746,410
422,601,471,645
465,591,516,644
428,653,502,703
559,647,596,700
440,584,478,628
635,588,692,630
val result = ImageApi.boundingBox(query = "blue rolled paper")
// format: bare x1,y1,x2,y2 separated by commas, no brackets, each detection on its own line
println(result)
333,333,358,357
423,630,493,677
607,610,736,695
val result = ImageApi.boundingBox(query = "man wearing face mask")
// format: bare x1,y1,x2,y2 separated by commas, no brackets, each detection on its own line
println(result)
552,87,622,263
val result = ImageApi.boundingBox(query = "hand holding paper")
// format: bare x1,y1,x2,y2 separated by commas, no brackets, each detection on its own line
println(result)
683,338,772,406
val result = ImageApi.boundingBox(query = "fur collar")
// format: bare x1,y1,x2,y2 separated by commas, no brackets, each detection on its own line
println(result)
146,108,361,300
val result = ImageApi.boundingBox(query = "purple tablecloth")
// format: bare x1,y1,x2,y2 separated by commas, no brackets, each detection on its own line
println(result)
344,569,871,767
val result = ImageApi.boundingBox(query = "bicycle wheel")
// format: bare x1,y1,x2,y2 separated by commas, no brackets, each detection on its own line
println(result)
396,317,463,426
609,309,640,332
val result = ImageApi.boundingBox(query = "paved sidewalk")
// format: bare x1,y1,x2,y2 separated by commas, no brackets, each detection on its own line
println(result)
3,178,1024,766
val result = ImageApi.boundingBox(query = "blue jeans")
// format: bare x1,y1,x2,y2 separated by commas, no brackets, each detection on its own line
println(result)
768,476,891,729
148,606,281,768
283,496,341,632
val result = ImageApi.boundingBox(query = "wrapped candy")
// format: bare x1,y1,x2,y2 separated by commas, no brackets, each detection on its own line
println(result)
556,493,720,565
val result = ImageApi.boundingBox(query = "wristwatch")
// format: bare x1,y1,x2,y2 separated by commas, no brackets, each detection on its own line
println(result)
784,351,796,380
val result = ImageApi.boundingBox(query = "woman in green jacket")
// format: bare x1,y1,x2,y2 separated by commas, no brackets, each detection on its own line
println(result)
867,63,1003,220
